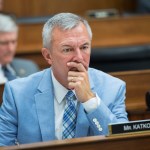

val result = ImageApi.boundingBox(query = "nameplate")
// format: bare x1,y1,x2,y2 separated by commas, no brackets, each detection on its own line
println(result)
108,119,150,135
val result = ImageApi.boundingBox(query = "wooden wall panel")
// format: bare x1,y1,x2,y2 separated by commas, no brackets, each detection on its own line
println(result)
17,23,43,53
89,15,150,48
15,15,150,54
3,0,136,17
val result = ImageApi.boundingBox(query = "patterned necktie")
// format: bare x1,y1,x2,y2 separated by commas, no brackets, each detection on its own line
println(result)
62,90,77,139
2,66,16,81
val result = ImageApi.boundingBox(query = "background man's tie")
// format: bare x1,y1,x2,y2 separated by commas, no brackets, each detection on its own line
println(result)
62,90,77,139
2,66,16,81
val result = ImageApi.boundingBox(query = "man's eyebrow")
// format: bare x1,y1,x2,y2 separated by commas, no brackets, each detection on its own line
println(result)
82,42,90,46
61,42,90,47
61,44,72,47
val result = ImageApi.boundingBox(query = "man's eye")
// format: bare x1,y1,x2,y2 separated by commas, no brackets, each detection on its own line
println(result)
63,48,73,53
0,41,8,45
0,40,17,45
81,45,89,51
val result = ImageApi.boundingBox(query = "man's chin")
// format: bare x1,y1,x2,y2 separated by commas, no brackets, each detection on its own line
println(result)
3,59,13,65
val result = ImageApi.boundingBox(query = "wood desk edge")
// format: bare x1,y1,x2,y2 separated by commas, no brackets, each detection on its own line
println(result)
3,132,150,150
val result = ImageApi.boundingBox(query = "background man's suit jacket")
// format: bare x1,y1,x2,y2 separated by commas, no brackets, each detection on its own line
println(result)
0,68,128,146
11,58,39,77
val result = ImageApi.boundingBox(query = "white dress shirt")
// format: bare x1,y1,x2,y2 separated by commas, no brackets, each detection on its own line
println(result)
51,71,101,140
0,64,7,84
0,64,17,84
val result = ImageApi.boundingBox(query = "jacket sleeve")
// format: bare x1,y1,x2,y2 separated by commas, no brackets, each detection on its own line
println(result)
86,82,128,135
0,82,17,146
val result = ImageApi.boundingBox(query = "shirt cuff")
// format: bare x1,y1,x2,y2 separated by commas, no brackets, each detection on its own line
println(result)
82,93,101,113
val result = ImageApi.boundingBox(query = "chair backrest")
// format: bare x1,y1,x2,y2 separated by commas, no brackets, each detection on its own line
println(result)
90,45,150,72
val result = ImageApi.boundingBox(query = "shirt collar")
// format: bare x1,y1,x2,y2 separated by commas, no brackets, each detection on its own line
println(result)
51,71,68,104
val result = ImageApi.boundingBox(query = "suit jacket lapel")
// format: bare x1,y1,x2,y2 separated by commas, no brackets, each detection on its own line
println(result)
34,68,97,140
35,69,56,141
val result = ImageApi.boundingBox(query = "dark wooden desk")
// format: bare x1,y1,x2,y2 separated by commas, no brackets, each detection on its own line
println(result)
110,69,150,111
110,69,150,120
0,84,4,106
3,132,150,150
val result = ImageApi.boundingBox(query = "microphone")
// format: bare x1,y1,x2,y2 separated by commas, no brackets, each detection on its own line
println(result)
145,91,150,110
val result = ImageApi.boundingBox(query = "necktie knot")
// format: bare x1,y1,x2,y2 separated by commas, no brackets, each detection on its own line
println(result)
66,90,76,102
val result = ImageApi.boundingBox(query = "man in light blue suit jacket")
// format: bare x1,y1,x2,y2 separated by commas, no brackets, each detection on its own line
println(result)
0,13,128,146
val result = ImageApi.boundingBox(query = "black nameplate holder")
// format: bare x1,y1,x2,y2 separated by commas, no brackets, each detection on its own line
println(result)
108,119,150,135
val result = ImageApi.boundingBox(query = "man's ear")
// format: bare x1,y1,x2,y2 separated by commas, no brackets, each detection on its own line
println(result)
41,48,52,65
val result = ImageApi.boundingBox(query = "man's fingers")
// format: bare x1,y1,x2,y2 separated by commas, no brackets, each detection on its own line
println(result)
68,76,84,82
68,81,82,90
67,62,86,72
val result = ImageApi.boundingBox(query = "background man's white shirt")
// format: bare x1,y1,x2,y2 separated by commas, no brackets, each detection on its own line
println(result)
0,65,7,84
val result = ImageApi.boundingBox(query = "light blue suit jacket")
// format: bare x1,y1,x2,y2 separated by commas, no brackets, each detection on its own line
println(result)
0,68,128,146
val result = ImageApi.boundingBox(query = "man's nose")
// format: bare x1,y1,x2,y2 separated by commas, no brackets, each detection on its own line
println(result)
73,49,83,62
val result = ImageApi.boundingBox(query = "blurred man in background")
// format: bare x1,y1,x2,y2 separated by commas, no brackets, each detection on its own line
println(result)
0,13,39,84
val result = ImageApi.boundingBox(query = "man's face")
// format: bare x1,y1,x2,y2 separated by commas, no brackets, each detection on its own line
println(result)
48,23,91,88
0,32,18,65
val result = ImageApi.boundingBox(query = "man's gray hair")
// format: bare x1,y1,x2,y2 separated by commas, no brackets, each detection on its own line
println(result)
42,13,92,49
0,13,18,33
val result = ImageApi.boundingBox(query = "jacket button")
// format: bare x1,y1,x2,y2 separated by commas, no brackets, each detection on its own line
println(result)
99,127,103,131
93,118,97,122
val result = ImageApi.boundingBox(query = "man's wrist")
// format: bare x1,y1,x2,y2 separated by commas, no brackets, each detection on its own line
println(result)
82,93,101,113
